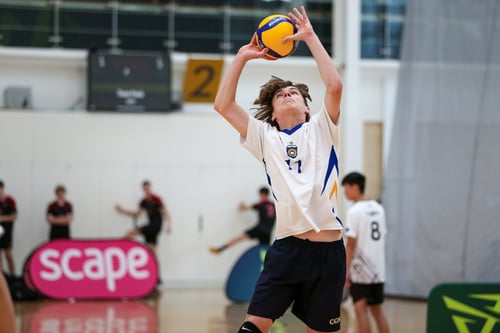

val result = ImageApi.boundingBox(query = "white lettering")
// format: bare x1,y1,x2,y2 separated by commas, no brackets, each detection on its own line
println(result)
37,246,153,292
40,249,62,281
83,248,105,280
128,247,150,279
61,249,84,281
116,88,145,99
105,247,127,292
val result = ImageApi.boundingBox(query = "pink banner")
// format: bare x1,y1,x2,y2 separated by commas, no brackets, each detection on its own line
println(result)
24,239,158,300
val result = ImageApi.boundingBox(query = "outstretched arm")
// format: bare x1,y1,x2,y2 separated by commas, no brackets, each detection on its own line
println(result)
0,213,16,223
162,207,172,234
214,35,268,137
286,6,343,124
115,204,142,219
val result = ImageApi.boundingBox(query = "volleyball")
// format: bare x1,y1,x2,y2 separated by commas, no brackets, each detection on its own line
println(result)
255,14,298,60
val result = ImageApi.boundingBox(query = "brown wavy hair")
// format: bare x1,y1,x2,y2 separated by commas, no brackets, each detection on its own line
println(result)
252,76,312,129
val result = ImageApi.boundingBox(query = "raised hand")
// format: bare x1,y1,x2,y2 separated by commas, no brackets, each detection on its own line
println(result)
284,6,315,43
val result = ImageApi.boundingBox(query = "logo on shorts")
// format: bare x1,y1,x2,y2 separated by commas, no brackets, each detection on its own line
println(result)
286,144,298,159
329,317,341,325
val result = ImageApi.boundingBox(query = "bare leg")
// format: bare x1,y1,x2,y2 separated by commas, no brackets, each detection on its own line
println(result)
125,228,142,239
245,314,273,333
226,233,250,248
145,243,161,285
210,233,250,254
5,249,14,276
353,299,371,333
370,304,390,333
0,273,15,333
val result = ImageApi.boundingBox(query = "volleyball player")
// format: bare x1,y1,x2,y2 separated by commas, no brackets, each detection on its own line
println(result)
115,180,172,255
0,180,17,276
46,184,73,240
214,6,345,333
209,186,276,254
341,172,390,333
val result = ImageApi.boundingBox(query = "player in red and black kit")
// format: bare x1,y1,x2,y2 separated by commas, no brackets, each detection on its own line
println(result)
210,187,276,254
115,180,172,255
0,180,17,276
46,184,73,240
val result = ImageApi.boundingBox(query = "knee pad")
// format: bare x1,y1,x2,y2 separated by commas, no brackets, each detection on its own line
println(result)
237,321,262,333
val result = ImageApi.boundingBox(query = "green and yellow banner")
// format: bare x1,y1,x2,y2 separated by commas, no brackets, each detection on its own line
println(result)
427,283,500,333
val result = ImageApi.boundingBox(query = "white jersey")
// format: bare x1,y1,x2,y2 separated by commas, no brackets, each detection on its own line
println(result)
242,103,343,239
345,200,387,284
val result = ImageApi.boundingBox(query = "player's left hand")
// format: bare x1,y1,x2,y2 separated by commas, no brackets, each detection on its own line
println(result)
285,6,315,43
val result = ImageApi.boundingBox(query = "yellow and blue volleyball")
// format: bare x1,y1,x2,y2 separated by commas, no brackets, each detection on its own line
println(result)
255,14,298,60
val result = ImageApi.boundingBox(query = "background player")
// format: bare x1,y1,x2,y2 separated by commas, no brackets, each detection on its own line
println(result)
46,184,73,240
341,172,390,333
210,186,276,254
0,180,17,276
115,180,172,255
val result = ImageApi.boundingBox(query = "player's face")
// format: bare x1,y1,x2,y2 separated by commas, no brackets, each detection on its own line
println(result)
272,86,303,107
271,86,309,121
56,189,65,199
343,184,356,201
143,184,152,196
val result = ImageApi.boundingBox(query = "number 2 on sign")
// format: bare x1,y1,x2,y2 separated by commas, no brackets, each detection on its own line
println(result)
183,59,223,103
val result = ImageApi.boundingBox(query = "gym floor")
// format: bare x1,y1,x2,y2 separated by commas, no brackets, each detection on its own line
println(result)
14,288,427,333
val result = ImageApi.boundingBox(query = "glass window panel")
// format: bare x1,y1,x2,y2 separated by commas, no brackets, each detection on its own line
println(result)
0,4,52,47
59,6,111,49
361,0,406,59
0,0,337,58
119,10,169,50
174,12,223,53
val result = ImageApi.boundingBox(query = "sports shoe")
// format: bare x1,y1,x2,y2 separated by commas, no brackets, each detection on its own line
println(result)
209,247,221,255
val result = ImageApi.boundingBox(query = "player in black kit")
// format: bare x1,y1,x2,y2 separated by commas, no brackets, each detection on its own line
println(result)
210,187,276,254
46,185,73,240
0,180,17,276
115,180,172,255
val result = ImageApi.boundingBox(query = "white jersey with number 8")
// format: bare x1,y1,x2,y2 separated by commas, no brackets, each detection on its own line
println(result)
345,200,387,284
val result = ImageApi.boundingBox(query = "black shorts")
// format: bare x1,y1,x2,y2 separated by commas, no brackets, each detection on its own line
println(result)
245,225,272,245
350,283,385,305
248,236,346,332
0,223,13,249
50,226,70,240
140,224,162,245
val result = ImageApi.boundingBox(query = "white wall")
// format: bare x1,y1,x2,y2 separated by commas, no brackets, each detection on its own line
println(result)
0,47,400,287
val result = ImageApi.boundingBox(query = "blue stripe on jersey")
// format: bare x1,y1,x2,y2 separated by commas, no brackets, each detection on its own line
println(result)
336,216,344,227
263,159,278,201
280,123,304,135
321,146,339,195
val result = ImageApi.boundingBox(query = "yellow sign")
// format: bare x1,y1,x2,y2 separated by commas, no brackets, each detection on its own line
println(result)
183,58,224,103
